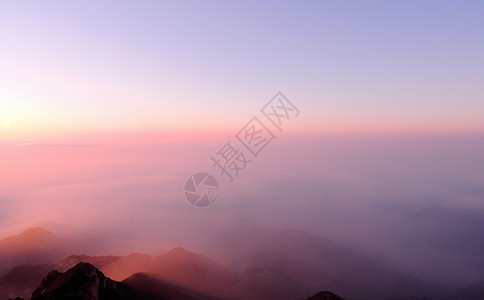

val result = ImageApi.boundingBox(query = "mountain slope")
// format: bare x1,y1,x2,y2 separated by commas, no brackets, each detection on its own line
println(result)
0,227,446,300
218,228,376,273
222,259,436,300
0,227,100,275
30,262,163,300
123,272,221,300
214,229,441,300
306,291,344,300
222,258,331,300
56,247,238,296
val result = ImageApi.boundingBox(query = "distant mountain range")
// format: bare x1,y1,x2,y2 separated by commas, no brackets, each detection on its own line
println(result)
56,247,238,296
30,262,156,300
1,227,483,299
0,227,101,276
10,262,343,300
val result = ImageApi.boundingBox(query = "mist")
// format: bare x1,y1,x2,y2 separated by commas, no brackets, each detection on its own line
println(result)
1,132,483,289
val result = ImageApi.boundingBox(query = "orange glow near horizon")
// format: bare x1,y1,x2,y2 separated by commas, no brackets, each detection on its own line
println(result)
2,122,483,145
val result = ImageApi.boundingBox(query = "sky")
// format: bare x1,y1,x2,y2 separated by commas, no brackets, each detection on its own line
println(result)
1,1,483,141
1,0,484,288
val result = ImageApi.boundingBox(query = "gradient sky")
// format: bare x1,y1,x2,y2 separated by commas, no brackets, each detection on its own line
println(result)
1,1,483,141
1,2,484,287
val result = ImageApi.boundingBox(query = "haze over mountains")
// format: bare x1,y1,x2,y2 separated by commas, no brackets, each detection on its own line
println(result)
0,227,101,275
1,226,483,300
1,130,483,300
28,262,343,300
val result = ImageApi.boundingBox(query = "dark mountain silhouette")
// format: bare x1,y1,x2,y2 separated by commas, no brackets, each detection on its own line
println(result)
123,272,221,300
57,254,121,273
30,262,162,300
23,263,347,300
306,291,344,300
0,227,448,300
